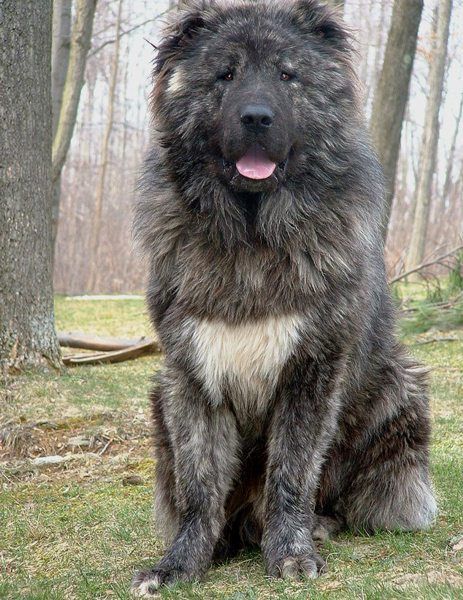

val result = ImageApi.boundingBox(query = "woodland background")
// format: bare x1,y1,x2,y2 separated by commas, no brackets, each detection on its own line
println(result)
52,0,463,293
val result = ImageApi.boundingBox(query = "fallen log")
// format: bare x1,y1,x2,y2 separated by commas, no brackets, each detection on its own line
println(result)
58,332,159,352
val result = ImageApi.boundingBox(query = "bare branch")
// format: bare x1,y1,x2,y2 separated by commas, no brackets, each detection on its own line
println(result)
88,9,172,58
389,245,463,285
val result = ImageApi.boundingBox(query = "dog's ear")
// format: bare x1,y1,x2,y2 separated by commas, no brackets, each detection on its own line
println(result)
154,2,214,75
293,0,351,54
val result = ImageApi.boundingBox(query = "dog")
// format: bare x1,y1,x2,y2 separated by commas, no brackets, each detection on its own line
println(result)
131,0,436,595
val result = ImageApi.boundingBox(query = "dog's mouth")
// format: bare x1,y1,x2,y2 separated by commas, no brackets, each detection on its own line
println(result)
222,145,288,190
236,145,277,180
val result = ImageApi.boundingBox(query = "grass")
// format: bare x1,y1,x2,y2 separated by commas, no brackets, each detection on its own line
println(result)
394,276,463,336
1,295,463,599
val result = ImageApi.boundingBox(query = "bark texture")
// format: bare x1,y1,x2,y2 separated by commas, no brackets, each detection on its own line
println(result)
406,0,453,274
369,0,423,239
0,0,61,371
52,0,97,185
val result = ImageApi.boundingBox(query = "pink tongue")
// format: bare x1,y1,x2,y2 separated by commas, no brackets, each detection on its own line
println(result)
236,146,277,180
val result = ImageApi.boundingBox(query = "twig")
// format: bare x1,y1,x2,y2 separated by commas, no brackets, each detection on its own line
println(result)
412,337,459,346
389,245,463,285
98,439,112,456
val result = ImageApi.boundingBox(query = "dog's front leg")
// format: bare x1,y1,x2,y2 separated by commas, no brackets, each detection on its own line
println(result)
132,371,239,597
262,358,343,580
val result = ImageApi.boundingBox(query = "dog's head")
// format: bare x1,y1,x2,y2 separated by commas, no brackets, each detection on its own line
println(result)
151,0,356,194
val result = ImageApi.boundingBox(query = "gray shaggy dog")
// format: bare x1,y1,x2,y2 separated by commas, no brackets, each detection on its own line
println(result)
132,0,437,595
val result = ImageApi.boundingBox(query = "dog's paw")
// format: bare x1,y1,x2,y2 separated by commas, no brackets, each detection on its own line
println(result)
266,551,327,580
131,566,191,597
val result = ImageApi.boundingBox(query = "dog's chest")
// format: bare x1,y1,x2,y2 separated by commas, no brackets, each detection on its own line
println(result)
186,315,304,415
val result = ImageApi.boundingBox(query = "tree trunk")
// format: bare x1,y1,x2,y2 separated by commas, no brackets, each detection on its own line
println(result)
52,0,73,137
369,0,423,239
51,0,73,255
87,0,123,292
51,0,97,243
442,91,463,208
0,0,61,371
405,0,453,276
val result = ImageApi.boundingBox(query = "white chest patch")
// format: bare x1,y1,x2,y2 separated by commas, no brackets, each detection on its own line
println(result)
187,315,304,413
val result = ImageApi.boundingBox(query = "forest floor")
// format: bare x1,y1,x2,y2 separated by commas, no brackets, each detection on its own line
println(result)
1,293,463,599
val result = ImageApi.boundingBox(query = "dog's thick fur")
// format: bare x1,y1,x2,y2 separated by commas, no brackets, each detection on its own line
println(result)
132,0,436,595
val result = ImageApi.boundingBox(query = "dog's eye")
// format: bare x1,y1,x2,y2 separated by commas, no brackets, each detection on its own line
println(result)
221,71,234,82
280,72,293,82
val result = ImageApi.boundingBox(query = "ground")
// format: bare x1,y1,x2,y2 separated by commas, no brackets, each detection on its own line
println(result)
1,293,463,599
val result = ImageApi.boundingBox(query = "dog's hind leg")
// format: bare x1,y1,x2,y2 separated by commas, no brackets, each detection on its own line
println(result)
312,515,345,542
339,378,437,533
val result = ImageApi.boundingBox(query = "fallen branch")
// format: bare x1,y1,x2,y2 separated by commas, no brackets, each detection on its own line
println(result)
59,332,161,366
389,245,463,285
412,337,459,346
58,331,158,352
62,341,159,366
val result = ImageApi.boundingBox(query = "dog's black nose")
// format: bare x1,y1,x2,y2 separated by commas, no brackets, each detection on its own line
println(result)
240,104,274,129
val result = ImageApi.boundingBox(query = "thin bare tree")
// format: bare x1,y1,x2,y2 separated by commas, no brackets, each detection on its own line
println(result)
0,0,61,371
406,0,453,276
87,0,124,291
52,0,73,136
369,0,423,239
442,91,463,207
52,0,98,245
51,0,73,253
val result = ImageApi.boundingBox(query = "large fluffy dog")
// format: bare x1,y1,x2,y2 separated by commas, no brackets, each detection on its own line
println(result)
132,0,436,595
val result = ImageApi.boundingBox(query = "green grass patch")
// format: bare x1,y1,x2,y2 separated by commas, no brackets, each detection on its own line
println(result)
395,277,463,337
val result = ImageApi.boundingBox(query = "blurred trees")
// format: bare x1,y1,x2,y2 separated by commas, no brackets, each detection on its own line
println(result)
52,0,73,256
0,0,61,370
49,0,463,292
52,0,98,249
406,0,454,275
52,0,73,137
87,0,124,291
442,93,463,207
